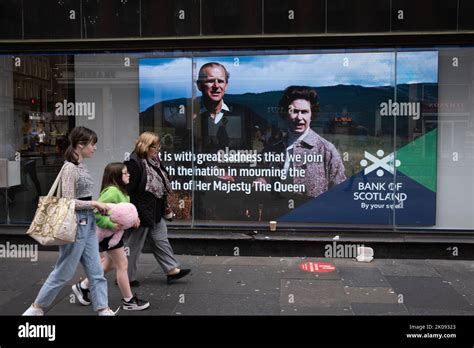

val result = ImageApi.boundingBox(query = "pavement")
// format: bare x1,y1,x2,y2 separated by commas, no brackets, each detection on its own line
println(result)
1,251,474,316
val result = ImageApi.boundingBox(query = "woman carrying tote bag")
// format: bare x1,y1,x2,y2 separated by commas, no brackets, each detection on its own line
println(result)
23,127,117,316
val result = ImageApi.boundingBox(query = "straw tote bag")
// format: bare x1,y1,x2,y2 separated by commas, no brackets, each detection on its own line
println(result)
26,163,77,246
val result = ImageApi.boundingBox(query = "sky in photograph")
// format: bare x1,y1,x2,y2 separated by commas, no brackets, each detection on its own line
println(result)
139,51,438,112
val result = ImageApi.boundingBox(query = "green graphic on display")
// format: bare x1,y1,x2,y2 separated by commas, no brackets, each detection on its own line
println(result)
396,129,437,192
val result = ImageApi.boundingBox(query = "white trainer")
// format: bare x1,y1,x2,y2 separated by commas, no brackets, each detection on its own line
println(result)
98,307,120,316
22,305,44,316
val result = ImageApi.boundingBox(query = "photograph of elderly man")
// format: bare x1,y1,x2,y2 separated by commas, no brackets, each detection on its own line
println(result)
194,62,258,153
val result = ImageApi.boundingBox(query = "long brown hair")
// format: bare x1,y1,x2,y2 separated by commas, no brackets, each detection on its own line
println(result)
100,162,128,194
65,127,98,165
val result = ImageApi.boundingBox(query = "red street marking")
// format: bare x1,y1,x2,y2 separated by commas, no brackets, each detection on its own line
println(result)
299,262,336,273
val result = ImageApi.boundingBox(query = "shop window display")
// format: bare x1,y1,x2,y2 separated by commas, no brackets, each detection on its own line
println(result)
0,48,473,231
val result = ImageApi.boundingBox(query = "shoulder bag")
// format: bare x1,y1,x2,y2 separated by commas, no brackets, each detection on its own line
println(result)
26,163,77,245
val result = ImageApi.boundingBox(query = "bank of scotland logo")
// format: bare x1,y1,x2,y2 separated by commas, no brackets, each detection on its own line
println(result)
360,150,401,177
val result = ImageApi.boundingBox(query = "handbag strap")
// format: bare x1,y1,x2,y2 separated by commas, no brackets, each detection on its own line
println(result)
47,163,72,197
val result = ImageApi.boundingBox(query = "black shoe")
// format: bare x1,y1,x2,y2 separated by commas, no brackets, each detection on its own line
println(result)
122,295,150,311
72,283,91,306
167,269,191,284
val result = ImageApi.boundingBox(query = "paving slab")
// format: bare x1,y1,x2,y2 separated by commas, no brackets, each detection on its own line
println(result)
173,293,280,315
333,258,378,268
350,303,409,315
0,260,51,290
339,267,389,287
279,279,349,308
121,293,178,316
385,276,473,311
184,265,281,296
4,251,474,318
343,287,399,304
101,269,186,311
376,259,441,277
279,268,342,281
141,275,191,294
0,291,21,307
427,259,474,271
428,261,474,305
407,308,474,315
201,255,293,267
0,284,45,315
280,306,353,315
48,278,180,316
278,257,342,280
138,271,192,301
173,254,205,268
47,296,98,315
132,263,161,281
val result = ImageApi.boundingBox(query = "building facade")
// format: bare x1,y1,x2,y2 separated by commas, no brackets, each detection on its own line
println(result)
0,0,473,238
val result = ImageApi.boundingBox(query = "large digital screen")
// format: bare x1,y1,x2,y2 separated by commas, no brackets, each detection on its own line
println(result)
139,51,438,225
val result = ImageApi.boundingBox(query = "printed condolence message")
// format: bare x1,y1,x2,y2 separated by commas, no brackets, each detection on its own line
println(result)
139,51,438,224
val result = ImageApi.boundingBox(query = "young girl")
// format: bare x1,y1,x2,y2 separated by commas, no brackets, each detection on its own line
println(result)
23,127,117,316
72,162,150,311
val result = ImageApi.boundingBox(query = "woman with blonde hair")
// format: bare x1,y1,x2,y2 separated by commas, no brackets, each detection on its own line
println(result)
123,132,190,286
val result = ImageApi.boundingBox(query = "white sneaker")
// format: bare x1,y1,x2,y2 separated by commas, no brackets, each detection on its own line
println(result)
22,305,44,316
98,307,120,316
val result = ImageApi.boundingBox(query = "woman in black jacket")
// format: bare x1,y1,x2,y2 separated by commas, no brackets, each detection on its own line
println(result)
123,131,190,286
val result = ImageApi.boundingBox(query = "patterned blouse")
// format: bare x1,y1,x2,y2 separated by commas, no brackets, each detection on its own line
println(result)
267,129,347,198
290,129,346,197
61,161,94,210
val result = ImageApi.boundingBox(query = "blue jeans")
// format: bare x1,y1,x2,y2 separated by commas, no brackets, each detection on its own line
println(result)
35,210,108,312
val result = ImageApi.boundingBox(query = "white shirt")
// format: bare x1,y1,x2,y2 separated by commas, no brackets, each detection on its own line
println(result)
200,101,230,124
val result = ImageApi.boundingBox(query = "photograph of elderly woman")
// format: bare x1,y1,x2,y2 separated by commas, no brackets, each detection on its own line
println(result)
139,51,438,225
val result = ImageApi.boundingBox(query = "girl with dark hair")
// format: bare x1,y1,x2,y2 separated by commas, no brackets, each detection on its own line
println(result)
72,163,149,311
23,127,117,316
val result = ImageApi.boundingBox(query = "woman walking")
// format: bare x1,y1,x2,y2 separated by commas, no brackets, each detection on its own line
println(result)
23,127,117,316
123,132,190,286
72,162,150,311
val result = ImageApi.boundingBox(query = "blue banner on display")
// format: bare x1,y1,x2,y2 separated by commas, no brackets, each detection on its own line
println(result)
139,50,438,226
279,171,436,225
